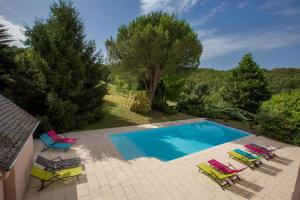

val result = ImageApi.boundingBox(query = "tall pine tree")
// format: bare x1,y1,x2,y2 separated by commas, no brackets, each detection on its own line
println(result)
223,53,270,115
25,0,106,131
0,24,14,90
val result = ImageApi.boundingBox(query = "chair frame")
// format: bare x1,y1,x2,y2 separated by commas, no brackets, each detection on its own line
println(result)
35,155,81,172
39,134,70,152
31,166,82,191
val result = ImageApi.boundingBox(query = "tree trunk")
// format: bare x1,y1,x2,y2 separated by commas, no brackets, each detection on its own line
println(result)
148,68,161,105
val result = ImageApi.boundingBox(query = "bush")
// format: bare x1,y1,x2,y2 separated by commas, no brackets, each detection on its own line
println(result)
114,78,137,96
257,91,300,146
153,102,177,115
127,91,151,114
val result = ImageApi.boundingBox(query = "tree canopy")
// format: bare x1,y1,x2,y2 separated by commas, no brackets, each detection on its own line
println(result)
106,12,202,105
24,0,106,131
0,24,13,48
223,53,270,115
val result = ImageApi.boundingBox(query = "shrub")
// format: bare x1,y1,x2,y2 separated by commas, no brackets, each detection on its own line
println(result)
257,91,300,146
127,91,151,114
114,77,139,96
152,102,177,115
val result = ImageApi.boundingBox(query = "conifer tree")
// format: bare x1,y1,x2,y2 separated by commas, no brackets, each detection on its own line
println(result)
25,0,106,130
223,53,270,114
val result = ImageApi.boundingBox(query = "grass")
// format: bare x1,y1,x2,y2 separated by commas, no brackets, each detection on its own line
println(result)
82,84,195,130
82,84,262,135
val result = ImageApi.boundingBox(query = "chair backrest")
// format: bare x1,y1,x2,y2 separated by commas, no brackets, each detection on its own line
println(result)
228,151,244,160
245,144,265,153
47,130,61,142
35,155,56,169
208,159,230,174
40,133,55,147
234,149,257,159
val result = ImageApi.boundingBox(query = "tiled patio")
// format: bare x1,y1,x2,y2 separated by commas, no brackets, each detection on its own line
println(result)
25,118,300,200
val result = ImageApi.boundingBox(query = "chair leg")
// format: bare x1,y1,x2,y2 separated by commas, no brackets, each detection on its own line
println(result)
41,146,49,152
38,179,58,191
39,181,45,191
216,178,230,191
231,175,241,183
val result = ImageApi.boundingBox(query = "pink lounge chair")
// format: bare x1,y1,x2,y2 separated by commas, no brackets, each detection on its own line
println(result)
244,144,275,159
250,143,278,152
208,159,247,174
47,130,78,144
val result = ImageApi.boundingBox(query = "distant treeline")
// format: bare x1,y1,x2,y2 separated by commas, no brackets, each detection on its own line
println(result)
171,67,300,95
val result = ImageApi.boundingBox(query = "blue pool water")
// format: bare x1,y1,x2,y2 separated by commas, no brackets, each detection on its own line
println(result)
109,121,249,161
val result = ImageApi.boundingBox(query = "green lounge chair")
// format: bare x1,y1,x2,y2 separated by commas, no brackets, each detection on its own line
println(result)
228,150,262,169
197,162,236,190
31,165,83,191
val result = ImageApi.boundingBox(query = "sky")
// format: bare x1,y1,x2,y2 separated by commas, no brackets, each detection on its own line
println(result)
0,0,300,69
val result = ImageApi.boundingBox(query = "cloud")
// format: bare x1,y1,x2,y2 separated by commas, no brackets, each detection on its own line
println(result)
0,15,25,47
197,28,218,39
260,0,300,16
200,26,300,60
275,8,300,16
191,2,226,26
140,0,200,14
237,1,249,9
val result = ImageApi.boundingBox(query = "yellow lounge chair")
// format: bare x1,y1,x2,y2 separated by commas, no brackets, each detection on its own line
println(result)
197,162,235,190
31,165,83,191
228,150,262,169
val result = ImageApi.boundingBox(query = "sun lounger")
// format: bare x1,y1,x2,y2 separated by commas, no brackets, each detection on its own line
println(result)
35,155,81,171
48,130,78,144
208,159,246,181
228,150,262,168
197,162,236,190
234,149,262,160
30,165,83,191
244,144,275,159
39,133,71,152
250,143,279,152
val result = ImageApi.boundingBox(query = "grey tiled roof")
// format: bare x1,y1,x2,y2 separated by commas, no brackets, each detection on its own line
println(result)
0,94,39,171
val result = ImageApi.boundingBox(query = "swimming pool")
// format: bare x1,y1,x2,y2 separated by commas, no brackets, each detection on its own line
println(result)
109,120,249,161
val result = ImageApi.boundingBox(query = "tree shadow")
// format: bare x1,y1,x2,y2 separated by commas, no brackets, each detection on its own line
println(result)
80,111,139,130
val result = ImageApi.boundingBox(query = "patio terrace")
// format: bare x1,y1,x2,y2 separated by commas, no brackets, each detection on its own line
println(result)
25,118,300,200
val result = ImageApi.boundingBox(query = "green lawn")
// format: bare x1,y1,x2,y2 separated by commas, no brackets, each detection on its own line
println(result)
82,85,195,130
82,85,262,135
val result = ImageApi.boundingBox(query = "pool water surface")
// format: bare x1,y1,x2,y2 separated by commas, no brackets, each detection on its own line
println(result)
109,120,249,161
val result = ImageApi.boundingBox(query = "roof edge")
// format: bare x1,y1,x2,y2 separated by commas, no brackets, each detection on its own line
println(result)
2,120,40,171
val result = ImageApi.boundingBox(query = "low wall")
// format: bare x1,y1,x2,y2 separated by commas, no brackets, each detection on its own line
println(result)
4,135,34,200
0,181,4,200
